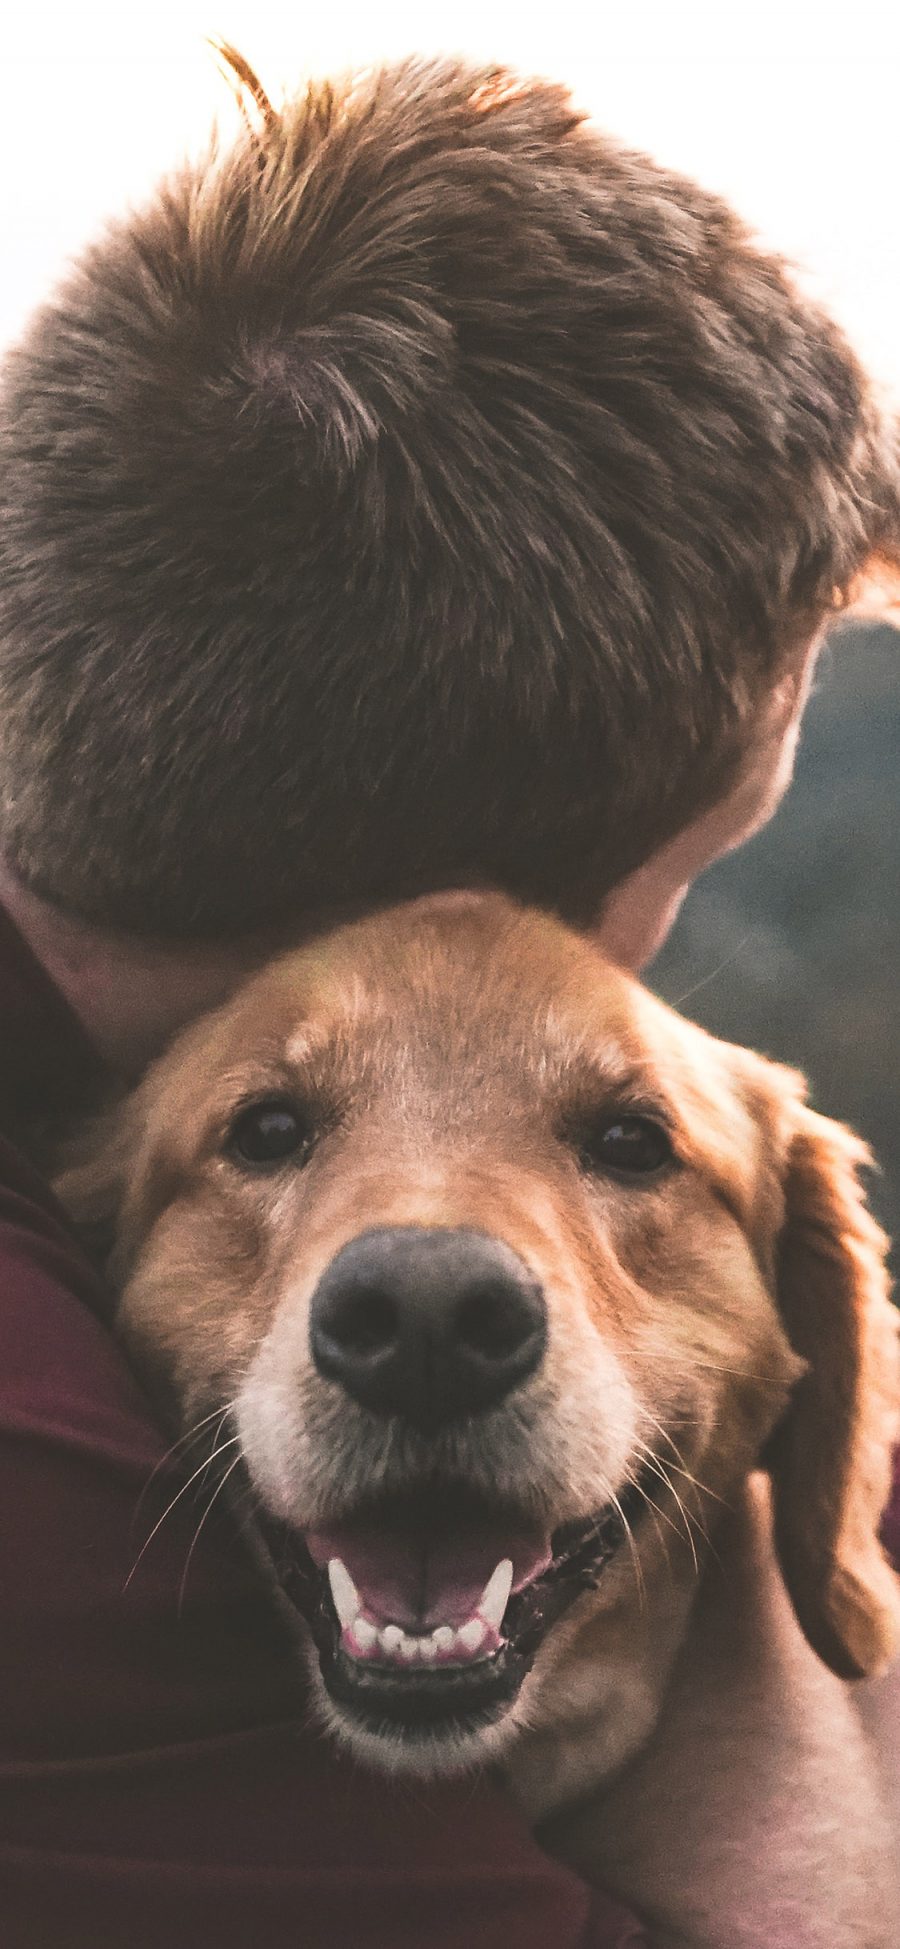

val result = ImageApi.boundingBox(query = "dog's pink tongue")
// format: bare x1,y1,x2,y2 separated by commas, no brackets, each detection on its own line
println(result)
306,1503,551,1630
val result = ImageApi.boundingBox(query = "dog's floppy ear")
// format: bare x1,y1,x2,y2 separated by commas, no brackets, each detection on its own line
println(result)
764,1096,900,1679
54,1095,145,1278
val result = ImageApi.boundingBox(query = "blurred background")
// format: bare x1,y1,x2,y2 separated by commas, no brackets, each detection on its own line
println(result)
3,4,898,1243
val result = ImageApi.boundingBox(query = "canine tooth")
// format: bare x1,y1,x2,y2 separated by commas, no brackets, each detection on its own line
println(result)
479,1558,513,1630
328,1558,360,1630
352,1616,378,1651
457,1618,486,1653
381,1624,404,1654
432,1626,455,1651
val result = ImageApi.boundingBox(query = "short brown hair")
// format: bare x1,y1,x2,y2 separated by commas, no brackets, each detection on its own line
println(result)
0,54,896,937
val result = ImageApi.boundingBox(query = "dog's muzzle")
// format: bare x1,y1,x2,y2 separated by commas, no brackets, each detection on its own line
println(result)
249,1226,640,1762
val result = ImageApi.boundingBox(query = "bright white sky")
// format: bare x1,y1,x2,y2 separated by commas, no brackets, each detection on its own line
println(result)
3,2,899,392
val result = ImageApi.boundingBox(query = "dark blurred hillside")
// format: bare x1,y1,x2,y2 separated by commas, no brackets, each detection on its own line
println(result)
649,621,899,1251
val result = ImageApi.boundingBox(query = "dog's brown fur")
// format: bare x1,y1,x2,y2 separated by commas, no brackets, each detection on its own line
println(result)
56,893,900,1946
1,56,898,938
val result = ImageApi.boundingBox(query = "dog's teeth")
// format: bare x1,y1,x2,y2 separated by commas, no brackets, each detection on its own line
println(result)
327,1557,360,1630
345,1614,500,1667
479,1558,514,1630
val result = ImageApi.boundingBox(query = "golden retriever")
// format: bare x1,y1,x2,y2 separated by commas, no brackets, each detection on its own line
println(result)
56,892,900,1948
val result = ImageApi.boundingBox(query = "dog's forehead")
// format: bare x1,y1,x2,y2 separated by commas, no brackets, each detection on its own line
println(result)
215,897,709,1101
137,895,776,1245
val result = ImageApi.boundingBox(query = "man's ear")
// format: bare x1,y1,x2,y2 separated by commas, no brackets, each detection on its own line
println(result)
765,1099,900,1680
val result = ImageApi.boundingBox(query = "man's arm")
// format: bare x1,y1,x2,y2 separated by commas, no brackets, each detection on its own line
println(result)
541,1478,897,1949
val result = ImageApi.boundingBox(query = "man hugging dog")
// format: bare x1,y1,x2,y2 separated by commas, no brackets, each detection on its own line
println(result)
0,48,896,1949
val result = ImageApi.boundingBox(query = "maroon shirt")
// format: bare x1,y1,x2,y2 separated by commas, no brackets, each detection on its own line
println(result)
0,906,647,1949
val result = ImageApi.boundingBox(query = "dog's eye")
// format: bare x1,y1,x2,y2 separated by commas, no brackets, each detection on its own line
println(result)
576,1115,674,1180
226,1098,312,1170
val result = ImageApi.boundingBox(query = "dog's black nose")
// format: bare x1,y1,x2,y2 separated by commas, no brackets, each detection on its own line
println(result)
309,1226,547,1428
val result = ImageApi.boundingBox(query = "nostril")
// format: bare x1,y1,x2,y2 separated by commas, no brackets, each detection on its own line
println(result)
309,1228,547,1422
454,1284,539,1362
318,1288,399,1360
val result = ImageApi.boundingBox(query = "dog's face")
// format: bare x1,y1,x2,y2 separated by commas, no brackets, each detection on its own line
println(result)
58,894,900,1777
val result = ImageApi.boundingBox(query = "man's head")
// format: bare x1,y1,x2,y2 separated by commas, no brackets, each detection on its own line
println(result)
0,52,897,952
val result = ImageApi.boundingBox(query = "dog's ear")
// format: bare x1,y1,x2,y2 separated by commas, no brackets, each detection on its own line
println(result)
763,1095,900,1679
54,1095,144,1277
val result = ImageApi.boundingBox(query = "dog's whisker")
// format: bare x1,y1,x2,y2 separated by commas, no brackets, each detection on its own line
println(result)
634,1420,730,1544
657,1474,701,1578
607,1486,646,1611
651,1460,727,1580
633,1429,709,1508
690,1359,788,1385
636,1411,695,1475
668,934,752,1010
177,1453,245,1616
642,1471,701,1573
635,1415,724,1518
637,1444,729,1513
122,1436,242,1593
192,1403,239,1492
131,1403,239,1532
623,1464,677,1581
631,1441,711,1576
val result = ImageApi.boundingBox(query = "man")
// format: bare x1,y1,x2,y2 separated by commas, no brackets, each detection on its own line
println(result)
0,52,896,1947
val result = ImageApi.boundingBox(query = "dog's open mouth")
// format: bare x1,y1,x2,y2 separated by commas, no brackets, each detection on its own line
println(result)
256,1479,644,1742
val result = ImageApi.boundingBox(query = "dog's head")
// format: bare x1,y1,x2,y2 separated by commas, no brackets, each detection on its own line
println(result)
57,893,900,1774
